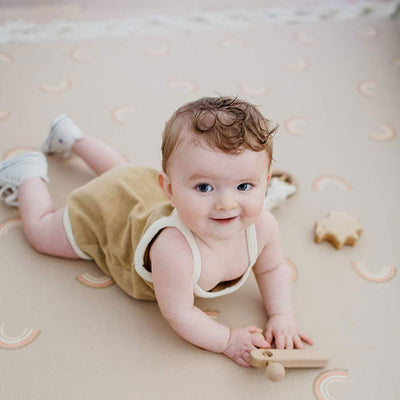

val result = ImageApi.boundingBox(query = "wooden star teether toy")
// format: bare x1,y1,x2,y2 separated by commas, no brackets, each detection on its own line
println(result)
314,210,363,249
249,349,329,382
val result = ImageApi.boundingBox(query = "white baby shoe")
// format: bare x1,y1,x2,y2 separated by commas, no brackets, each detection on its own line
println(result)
0,152,49,207
264,175,297,211
42,114,83,158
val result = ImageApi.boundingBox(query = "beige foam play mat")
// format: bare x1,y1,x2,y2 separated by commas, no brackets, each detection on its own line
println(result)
1,1,399,399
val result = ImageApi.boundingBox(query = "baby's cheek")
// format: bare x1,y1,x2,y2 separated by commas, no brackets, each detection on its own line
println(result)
253,197,265,215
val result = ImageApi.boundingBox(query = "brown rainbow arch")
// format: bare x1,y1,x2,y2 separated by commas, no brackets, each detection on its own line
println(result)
203,310,220,320
239,84,269,97
312,175,351,192
219,37,244,47
111,105,137,126
285,258,297,282
0,110,12,122
358,80,377,98
76,272,115,288
285,117,306,136
167,79,197,92
285,59,309,72
143,44,170,56
352,260,396,283
360,27,379,38
0,52,13,64
369,123,396,141
70,48,93,63
295,31,314,44
0,218,22,235
39,78,72,94
0,323,41,350
2,146,36,161
313,369,348,400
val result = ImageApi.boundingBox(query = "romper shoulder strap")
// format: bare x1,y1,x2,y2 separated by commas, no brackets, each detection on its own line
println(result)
134,209,202,284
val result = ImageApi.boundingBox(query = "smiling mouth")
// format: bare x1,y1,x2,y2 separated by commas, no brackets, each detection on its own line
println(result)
210,216,238,224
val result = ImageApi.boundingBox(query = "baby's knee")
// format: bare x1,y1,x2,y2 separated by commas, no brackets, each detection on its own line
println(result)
22,219,50,254
22,212,61,255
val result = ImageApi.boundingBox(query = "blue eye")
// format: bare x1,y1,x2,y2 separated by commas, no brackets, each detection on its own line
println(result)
237,183,252,191
196,184,213,193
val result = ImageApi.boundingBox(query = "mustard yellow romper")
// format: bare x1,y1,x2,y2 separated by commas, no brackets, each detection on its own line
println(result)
63,165,259,301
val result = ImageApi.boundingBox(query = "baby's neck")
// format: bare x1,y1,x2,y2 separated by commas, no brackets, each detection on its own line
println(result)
192,229,246,251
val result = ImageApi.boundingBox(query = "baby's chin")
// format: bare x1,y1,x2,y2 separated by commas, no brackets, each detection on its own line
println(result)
197,220,254,241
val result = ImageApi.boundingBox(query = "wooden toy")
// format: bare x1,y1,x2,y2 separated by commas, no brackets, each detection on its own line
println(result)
314,210,363,249
249,349,329,382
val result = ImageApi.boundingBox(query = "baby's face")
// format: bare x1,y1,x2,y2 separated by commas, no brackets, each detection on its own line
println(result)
163,142,270,241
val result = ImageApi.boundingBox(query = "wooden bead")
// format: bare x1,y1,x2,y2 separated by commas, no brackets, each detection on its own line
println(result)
265,362,285,382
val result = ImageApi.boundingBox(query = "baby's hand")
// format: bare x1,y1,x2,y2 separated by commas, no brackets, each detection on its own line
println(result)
265,314,314,349
223,326,270,367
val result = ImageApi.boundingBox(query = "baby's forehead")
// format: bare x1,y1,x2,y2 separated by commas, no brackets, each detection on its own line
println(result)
171,140,268,177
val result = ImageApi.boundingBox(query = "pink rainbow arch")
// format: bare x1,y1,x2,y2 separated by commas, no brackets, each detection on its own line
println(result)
312,175,351,192
76,272,115,288
0,323,41,350
313,369,348,400
352,260,396,283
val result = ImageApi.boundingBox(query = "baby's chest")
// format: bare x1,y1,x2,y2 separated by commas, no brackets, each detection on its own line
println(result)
196,243,249,291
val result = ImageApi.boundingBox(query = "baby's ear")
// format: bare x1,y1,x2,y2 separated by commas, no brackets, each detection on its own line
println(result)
158,172,174,205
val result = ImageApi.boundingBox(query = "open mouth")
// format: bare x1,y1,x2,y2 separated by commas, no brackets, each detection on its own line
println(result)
210,216,238,224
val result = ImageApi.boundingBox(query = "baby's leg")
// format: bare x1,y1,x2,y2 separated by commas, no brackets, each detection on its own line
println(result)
19,177,79,258
44,115,129,176
72,136,129,176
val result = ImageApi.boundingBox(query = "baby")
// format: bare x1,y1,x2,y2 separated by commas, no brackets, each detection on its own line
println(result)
0,96,313,367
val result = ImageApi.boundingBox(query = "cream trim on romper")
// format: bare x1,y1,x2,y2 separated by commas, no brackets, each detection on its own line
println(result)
63,207,92,260
134,209,258,299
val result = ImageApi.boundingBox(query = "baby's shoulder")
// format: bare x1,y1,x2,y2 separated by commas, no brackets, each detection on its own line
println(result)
149,227,193,270
254,208,280,247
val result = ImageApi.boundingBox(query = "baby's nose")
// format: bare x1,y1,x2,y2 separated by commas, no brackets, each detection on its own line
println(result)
215,191,237,210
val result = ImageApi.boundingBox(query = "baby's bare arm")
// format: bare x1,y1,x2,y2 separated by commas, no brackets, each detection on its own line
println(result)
253,211,313,348
151,228,270,365
150,228,230,353
253,211,292,316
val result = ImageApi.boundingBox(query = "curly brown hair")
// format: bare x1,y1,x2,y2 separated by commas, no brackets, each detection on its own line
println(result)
161,96,277,173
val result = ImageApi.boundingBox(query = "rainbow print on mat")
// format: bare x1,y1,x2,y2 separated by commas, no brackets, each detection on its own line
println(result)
358,80,377,98
0,110,12,122
2,147,36,161
313,369,348,400
312,175,351,192
0,218,22,235
369,122,396,141
0,323,41,350
285,258,297,282
167,79,197,92
76,272,115,288
111,105,137,126
285,117,306,136
204,310,220,320
352,260,396,283
39,78,72,94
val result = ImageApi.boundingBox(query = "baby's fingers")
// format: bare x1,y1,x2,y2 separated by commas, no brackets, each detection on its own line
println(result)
285,335,294,350
274,333,286,349
293,335,304,349
247,325,263,334
252,333,270,349
299,332,314,345
265,329,273,345
236,357,250,367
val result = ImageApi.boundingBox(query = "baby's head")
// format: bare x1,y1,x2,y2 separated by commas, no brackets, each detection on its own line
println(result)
161,96,276,174
159,96,278,240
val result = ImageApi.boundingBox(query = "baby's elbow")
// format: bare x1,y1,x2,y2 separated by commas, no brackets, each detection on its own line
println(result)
155,290,194,326
161,304,194,331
